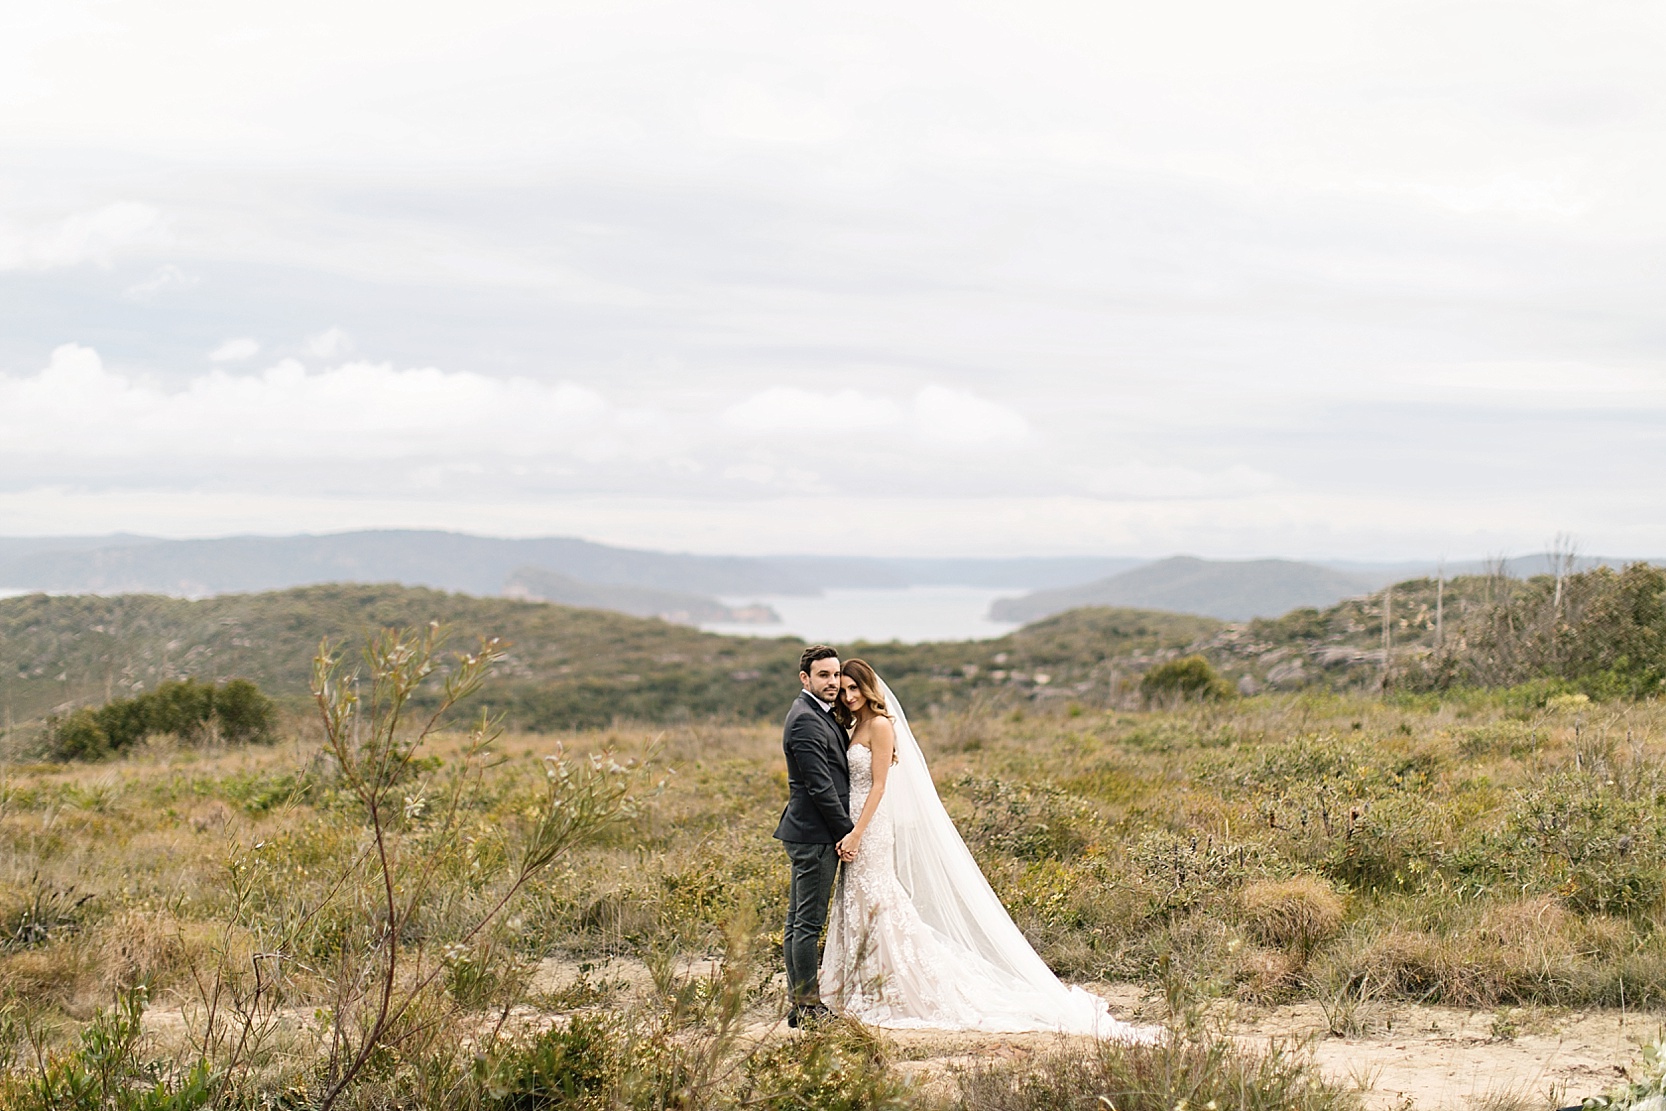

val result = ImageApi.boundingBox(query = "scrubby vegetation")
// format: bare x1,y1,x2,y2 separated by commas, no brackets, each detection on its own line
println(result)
3,563,1665,1105
1236,561,1666,699
2,616,1663,1105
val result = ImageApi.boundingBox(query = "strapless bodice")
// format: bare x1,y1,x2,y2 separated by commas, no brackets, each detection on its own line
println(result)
847,742,874,796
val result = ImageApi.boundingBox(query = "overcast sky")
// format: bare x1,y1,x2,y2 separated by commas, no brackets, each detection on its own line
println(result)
2,0,1663,558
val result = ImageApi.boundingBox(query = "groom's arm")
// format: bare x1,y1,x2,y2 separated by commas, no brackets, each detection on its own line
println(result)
786,717,854,840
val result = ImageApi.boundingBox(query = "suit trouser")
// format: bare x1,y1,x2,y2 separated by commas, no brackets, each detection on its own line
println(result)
781,839,839,1005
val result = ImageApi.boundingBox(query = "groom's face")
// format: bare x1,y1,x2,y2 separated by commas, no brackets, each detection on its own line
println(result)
801,657,841,703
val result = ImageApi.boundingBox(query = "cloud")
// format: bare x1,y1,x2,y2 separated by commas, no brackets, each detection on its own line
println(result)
720,384,1027,448
1079,461,1275,500
307,327,352,359
912,386,1029,447
0,344,621,461
720,387,903,432
121,263,197,301
0,202,166,270
209,338,260,362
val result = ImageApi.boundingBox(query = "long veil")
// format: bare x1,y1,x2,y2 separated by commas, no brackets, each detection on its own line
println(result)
877,678,1157,1040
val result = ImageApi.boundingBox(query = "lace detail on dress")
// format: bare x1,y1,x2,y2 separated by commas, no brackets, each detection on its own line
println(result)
822,744,985,1028
820,743,1161,1040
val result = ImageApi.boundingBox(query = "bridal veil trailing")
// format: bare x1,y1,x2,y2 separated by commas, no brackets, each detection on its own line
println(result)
821,679,1159,1041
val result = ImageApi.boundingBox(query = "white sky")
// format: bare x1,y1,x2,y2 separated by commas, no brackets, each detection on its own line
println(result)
1,0,1663,558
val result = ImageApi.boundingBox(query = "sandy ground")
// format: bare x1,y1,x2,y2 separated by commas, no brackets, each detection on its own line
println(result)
523,959,1659,1109
1234,997,1649,1110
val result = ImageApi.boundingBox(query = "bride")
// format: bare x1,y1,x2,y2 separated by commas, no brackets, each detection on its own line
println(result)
820,658,1160,1040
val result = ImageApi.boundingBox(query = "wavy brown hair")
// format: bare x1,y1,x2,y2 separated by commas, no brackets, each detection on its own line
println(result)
833,657,891,730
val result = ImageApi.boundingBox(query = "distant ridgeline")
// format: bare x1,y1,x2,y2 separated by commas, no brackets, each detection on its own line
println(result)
0,530,1137,626
1,563,1661,742
0,585,1216,733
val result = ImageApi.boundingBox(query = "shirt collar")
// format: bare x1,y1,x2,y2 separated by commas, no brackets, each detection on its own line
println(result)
803,688,835,713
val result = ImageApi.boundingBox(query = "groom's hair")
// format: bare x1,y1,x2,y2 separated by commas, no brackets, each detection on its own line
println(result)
799,644,839,675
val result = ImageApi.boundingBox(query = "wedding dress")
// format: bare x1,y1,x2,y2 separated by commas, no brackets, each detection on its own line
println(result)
820,681,1160,1040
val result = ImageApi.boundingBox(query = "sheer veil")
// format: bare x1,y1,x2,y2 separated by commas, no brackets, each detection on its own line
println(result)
877,677,1156,1039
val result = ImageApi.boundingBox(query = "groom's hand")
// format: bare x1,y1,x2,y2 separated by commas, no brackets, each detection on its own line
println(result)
836,834,858,861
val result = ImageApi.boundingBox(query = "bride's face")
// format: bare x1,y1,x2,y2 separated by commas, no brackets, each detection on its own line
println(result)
840,676,866,713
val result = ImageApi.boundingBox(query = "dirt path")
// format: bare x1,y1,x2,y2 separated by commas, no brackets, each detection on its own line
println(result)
142,960,1658,1109
1241,999,1651,1111
876,983,1657,1110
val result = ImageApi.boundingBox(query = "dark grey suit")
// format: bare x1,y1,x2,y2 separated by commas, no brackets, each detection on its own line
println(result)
773,689,853,1006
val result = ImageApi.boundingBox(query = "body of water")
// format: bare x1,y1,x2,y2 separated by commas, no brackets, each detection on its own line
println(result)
702,586,1022,644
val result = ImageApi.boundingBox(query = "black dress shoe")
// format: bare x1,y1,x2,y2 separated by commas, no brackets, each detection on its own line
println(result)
788,1003,835,1029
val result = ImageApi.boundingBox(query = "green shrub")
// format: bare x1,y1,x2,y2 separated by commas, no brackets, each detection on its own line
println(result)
952,776,1103,861
45,678,278,760
45,709,110,761
212,678,277,742
0,986,215,1111
479,1013,626,1110
1140,655,1235,703
1497,771,1664,914
740,1021,913,1111
143,679,216,739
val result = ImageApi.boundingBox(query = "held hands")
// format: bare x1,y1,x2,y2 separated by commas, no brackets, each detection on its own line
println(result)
836,832,860,862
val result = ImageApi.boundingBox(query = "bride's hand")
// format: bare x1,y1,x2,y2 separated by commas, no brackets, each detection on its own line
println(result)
837,833,860,860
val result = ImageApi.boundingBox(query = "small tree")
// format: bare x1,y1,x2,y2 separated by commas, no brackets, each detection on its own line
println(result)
301,623,641,1111
211,678,276,743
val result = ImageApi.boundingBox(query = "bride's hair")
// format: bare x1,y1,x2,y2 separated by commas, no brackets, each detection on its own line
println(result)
834,658,891,730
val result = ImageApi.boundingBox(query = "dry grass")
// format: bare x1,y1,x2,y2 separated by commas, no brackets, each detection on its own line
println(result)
1238,876,1347,956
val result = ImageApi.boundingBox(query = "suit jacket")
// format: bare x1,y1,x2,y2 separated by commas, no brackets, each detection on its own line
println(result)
772,689,854,843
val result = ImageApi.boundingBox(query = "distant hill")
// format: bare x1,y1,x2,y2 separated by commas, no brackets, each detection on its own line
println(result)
990,556,1382,622
0,586,1218,734
0,532,807,598
502,566,779,625
0,530,1140,603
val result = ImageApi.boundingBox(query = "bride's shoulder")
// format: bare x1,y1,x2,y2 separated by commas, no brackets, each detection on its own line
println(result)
868,715,896,741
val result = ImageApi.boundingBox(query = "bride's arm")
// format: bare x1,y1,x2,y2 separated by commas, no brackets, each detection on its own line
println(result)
836,718,896,858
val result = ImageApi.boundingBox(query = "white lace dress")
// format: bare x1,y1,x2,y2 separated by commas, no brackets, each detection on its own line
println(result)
820,743,1158,1039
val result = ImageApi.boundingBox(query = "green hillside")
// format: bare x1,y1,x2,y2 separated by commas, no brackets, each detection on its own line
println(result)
0,586,1222,736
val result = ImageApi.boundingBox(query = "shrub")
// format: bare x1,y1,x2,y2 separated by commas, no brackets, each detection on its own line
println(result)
1,875,94,950
45,708,110,761
1124,831,1285,917
0,986,215,1111
212,678,277,742
45,678,278,760
741,1021,914,1111
1497,771,1664,914
143,679,216,738
479,1013,627,1110
952,776,1103,861
1140,655,1236,703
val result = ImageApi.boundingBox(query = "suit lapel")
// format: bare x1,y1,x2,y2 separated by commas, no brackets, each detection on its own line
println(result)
800,691,849,778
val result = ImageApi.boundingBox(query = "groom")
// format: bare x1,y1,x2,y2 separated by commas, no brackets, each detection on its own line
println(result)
773,644,855,1028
